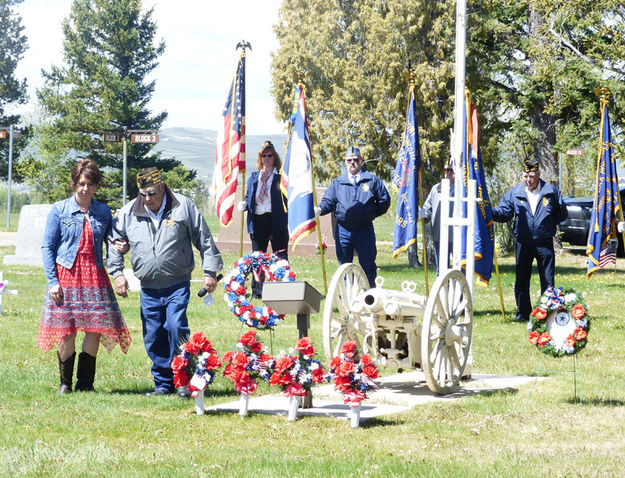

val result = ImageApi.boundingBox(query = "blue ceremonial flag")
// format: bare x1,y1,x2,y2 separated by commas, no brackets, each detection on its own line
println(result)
587,100,620,278
392,84,421,258
461,90,495,285
280,85,316,248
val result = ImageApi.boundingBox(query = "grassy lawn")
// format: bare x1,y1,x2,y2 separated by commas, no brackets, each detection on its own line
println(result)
1,230,625,476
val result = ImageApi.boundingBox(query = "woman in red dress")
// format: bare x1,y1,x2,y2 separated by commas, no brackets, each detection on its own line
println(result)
38,159,131,393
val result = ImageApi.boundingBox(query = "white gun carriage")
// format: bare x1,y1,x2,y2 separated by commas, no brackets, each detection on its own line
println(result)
322,264,473,394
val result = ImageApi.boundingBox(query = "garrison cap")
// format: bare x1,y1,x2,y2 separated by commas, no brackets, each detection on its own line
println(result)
523,157,540,173
136,167,162,188
345,146,361,159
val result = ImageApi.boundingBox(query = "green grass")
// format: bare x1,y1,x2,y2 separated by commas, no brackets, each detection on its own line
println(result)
1,236,625,476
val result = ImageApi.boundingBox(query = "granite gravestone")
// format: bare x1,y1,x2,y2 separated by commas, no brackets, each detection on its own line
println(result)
4,204,52,266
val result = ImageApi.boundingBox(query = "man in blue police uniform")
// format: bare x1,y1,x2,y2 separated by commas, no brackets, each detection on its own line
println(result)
315,146,390,287
492,158,568,322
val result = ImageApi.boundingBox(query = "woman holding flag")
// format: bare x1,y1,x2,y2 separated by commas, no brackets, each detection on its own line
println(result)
238,141,289,298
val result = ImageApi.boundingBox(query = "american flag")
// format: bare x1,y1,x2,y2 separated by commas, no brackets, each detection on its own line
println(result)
212,55,246,227
597,239,617,270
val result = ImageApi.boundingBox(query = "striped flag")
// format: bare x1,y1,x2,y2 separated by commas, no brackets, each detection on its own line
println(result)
392,83,421,258
587,99,620,277
280,85,316,248
212,55,246,227
598,239,617,269
460,89,495,285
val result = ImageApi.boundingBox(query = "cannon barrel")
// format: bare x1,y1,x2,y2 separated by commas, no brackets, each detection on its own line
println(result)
383,299,423,317
362,287,425,315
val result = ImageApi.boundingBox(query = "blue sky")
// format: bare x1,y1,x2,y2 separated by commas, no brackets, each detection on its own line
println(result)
13,0,286,134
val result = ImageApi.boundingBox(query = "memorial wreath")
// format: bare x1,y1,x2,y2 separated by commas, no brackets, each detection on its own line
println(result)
223,251,296,329
527,286,591,357
171,331,222,397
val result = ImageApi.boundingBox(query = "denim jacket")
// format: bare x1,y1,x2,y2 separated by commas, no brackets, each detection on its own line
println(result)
42,195,113,287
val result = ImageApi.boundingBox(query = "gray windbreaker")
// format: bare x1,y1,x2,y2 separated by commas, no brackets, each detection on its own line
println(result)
107,185,223,289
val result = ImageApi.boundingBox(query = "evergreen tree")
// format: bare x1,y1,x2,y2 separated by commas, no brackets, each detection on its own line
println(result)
272,0,624,192
29,0,194,205
0,0,28,179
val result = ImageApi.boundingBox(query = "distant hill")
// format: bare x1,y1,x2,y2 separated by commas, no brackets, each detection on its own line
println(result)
154,127,288,182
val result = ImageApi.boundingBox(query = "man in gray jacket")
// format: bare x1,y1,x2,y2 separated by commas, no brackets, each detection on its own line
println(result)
108,167,223,397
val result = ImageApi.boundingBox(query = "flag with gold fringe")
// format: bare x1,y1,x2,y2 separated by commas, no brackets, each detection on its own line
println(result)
392,83,421,258
460,90,495,285
587,99,620,278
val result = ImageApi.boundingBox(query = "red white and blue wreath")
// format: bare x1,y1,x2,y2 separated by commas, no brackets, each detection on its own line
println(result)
223,251,296,329
527,286,590,357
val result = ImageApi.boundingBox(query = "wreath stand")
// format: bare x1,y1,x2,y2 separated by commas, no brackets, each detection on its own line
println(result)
532,354,582,405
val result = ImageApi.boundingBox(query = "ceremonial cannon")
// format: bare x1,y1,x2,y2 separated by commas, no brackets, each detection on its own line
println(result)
323,263,473,394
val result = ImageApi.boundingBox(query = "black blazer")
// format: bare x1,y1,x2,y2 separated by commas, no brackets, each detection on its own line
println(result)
243,171,288,235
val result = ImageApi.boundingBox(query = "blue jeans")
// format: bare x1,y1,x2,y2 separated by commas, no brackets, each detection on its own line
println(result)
140,281,190,391
334,223,377,288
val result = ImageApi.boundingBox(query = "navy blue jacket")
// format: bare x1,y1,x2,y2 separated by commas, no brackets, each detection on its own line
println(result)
492,179,568,245
319,169,390,231
243,170,288,235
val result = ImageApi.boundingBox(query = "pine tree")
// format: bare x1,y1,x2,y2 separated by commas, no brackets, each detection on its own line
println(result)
0,0,28,179
31,0,194,204
271,0,625,193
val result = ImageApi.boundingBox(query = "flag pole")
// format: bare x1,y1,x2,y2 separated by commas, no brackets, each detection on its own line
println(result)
236,41,251,257
406,69,429,295
493,245,506,321
597,88,625,264
300,81,328,294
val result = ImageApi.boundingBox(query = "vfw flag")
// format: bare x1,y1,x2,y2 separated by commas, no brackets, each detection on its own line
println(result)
280,86,316,248
461,90,495,285
587,99,620,278
212,55,245,227
392,84,421,258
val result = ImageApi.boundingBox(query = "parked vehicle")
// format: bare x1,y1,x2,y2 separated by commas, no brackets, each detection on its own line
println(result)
559,188,625,256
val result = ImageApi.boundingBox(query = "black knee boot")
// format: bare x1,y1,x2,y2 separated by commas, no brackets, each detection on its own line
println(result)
75,352,97,392
57,351,75,394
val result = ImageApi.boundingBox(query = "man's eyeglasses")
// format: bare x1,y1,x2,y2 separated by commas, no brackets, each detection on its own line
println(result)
345,158,360,163
138,190,159,198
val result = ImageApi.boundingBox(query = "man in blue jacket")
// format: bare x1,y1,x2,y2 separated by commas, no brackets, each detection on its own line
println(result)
492,158,568,322
315,146,390,287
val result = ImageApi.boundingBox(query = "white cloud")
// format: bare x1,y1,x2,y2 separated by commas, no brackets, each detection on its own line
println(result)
13,0,286,134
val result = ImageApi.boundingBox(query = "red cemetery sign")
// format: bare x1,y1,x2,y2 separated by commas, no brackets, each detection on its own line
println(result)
131,133,159,144
565,149,584,156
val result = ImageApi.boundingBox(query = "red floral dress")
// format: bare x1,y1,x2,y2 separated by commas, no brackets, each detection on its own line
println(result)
37,217,131,353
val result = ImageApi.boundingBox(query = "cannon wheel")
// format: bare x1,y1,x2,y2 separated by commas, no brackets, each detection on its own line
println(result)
421,269,473,394
323,263,370,361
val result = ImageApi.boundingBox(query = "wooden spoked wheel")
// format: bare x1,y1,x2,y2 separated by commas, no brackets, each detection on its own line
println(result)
421,269,473,394
323,263,371,361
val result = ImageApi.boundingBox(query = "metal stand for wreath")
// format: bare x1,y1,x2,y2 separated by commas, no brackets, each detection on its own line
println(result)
261,281,322,409
533,354,582,405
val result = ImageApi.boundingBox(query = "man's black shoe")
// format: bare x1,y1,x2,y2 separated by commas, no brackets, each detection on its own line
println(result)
146,389,174,397
176,386,192,399
514,316,529,323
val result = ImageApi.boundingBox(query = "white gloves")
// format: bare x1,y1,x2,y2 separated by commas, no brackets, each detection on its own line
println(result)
314,206,322,218
237,201,247,212
618,221,625,234
418,208,425,218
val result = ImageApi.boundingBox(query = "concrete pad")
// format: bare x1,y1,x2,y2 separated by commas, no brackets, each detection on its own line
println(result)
206,372,541,422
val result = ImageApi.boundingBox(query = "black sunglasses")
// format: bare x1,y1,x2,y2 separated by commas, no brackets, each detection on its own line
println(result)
138,190,159,198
